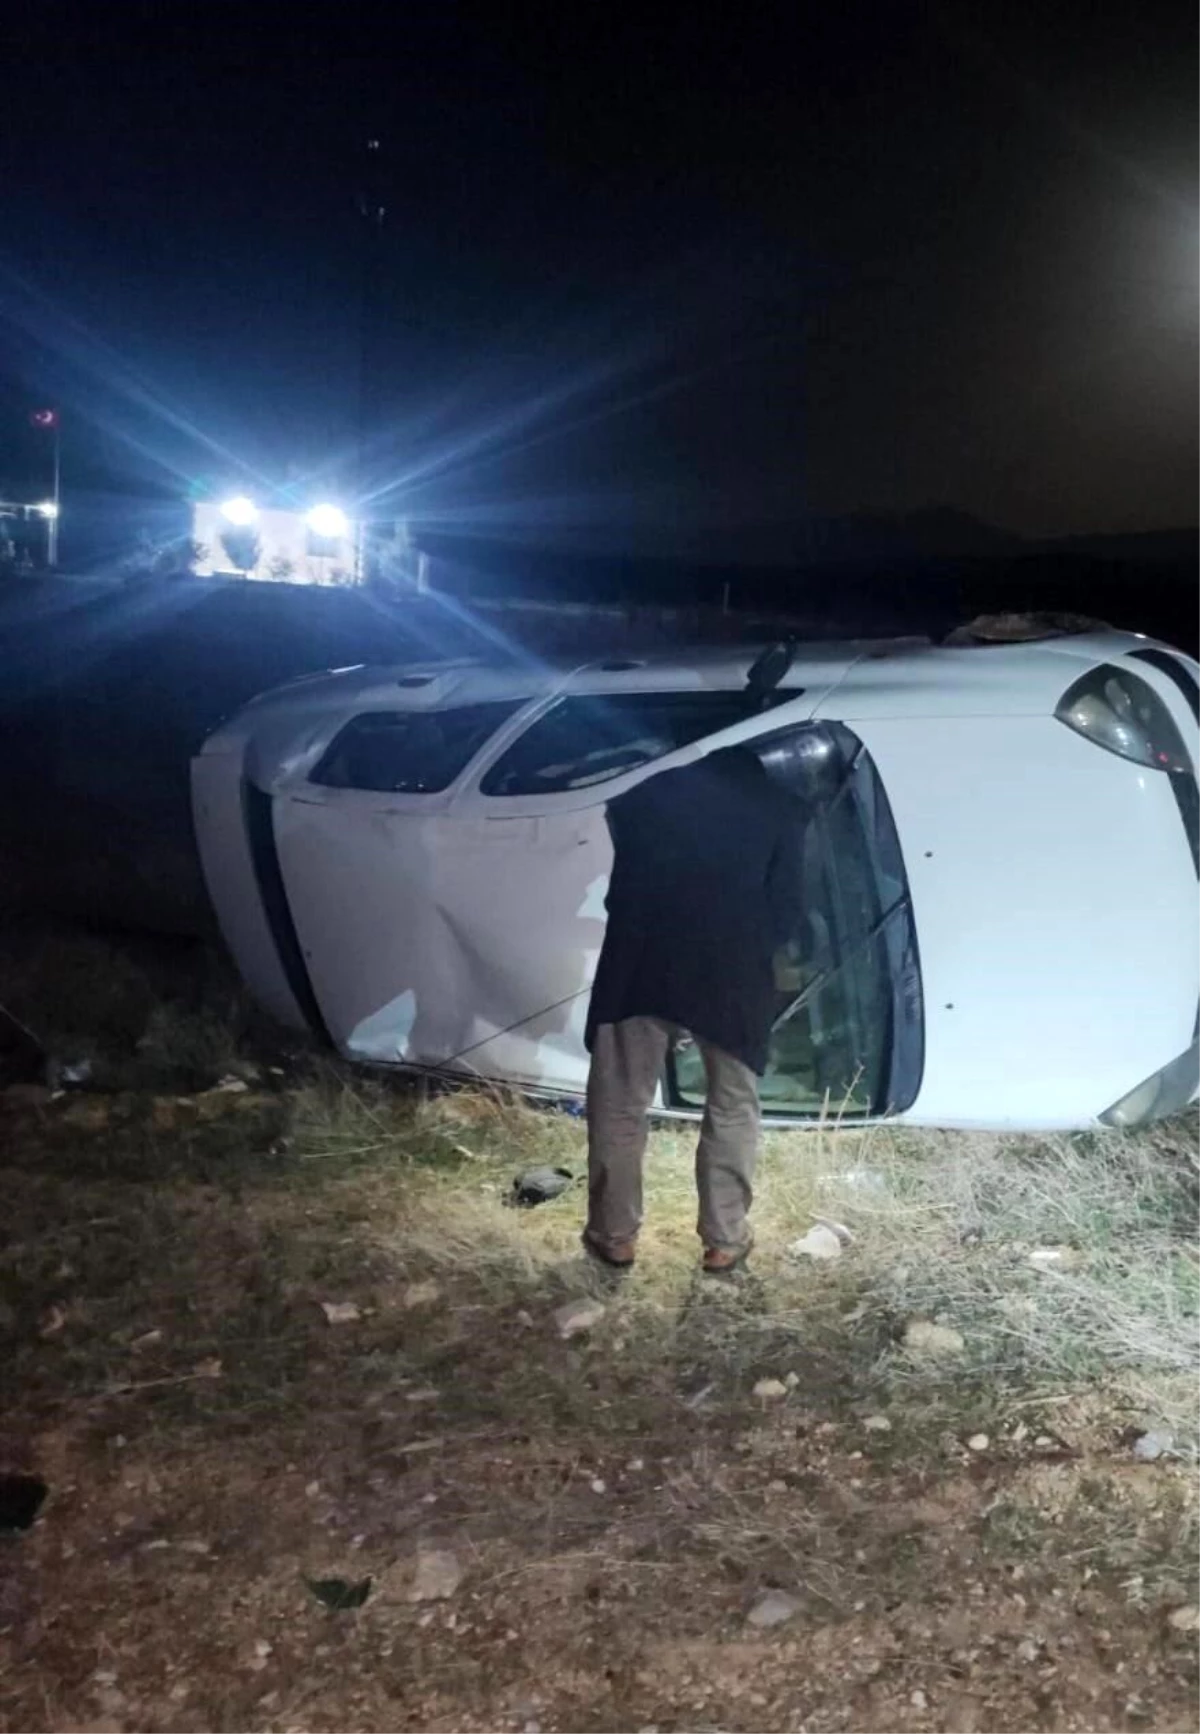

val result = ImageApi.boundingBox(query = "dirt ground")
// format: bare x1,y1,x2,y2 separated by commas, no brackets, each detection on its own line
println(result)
0,962,1197,1732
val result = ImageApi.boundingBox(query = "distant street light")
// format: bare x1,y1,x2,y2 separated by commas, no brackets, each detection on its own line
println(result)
219,495,259,526
306,503,349,538
36,501,59,519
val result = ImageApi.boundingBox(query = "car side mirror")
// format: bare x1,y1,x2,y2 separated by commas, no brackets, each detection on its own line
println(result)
745,642,796,706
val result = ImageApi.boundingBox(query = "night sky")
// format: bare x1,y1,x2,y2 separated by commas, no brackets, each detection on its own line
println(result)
2,0,1196,559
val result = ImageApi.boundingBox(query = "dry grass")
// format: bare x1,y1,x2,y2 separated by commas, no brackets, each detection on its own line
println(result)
1,954,1194,1451
279,1070,1200,1448
6,919,1193,1434
2,1017,1198,1732
0,919,292,1092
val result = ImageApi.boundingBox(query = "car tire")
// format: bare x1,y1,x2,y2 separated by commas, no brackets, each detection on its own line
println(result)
943,610,1111,647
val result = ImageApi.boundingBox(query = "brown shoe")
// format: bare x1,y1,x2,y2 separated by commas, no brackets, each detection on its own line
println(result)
701,1236,753,1276
582,1232,637,1270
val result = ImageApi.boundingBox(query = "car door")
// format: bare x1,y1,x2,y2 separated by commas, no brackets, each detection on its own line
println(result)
275,791,610,1085
267,696,588,1073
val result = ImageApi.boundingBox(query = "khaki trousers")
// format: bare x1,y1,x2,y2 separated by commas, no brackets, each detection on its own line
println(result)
585,1017,760,1254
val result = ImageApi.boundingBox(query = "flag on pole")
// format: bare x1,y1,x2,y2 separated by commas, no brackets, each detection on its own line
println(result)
30,408,58,429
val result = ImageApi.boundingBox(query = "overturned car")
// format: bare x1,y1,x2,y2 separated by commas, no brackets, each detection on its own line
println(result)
192,631,1199,1130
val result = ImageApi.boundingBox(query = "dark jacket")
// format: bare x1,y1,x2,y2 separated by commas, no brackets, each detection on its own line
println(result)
585,749,806,1074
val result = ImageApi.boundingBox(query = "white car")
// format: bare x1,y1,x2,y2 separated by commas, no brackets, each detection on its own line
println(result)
192,630,1199,1130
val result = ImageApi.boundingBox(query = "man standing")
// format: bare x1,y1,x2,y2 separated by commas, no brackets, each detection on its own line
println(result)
583,744,805,1274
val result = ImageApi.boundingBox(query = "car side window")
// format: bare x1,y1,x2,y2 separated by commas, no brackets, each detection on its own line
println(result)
480,691,792,797
312,702,523,794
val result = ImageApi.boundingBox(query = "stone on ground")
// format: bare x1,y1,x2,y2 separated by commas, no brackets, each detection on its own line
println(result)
787,1225,844,1261
408,1548,463,1602
746,1589,802,1629
554,1298,606,1339
903,1319,965,1357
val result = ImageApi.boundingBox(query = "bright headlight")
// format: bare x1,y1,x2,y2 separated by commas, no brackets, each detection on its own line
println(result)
1056,666,1191,773
306,503,349,539
219,495,258,527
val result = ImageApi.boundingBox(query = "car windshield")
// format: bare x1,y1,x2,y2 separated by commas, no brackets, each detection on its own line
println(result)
671,724,922,1118
480,690,794,796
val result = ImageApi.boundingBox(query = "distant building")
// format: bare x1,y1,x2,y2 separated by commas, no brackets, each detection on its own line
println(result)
191,502,360,585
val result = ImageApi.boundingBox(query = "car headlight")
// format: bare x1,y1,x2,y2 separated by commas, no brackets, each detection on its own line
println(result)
1099,1038,1200,1128
1056,666,1191,773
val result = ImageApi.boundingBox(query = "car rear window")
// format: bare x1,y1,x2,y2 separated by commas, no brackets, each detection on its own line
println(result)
312,702,523,793
480,691,793,796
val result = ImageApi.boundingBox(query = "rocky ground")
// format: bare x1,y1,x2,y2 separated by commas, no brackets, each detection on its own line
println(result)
0,932,1197,1732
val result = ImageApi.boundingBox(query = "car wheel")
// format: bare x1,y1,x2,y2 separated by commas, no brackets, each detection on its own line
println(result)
943,610,1110,646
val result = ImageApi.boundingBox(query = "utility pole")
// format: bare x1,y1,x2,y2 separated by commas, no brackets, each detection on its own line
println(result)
30,407,60,566
49,419,60,567
355,135,386,582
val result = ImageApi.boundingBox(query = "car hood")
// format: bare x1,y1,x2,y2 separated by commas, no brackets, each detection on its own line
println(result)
854,715,1198,1128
